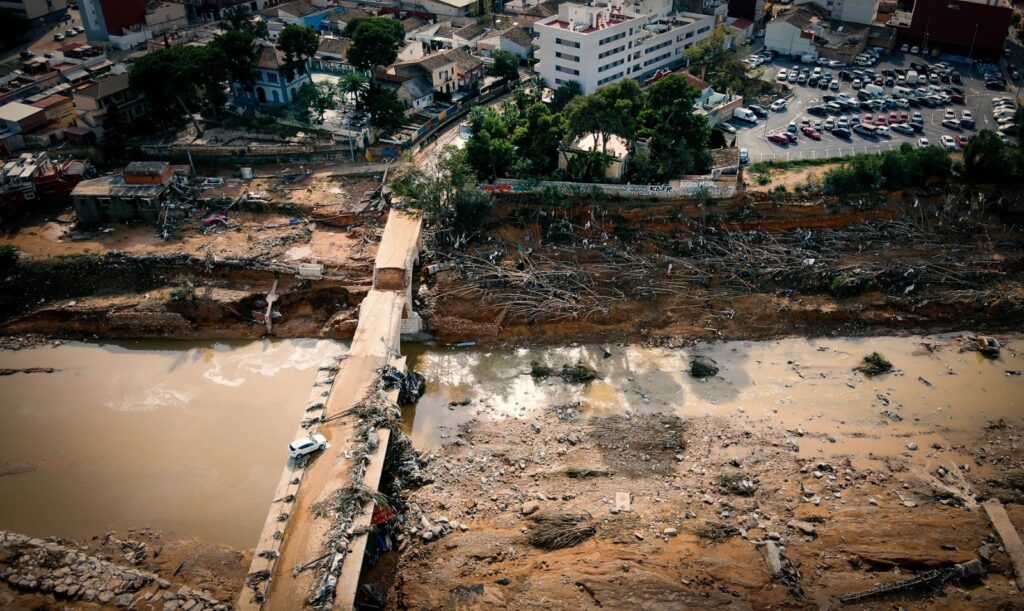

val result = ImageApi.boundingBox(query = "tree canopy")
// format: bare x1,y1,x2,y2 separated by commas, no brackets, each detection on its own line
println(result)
489,50,521,82
344,17,406,73
550,80,582,113
276,24,319,81
392,145,492,237
129,44,228,130
211,29,258,88
362,83,405,132
295,81,337,124
683,27,751,95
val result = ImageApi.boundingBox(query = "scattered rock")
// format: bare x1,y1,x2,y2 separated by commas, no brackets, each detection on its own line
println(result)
521,501,541,516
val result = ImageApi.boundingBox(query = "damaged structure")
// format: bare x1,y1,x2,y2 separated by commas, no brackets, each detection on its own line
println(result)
71,161,179,225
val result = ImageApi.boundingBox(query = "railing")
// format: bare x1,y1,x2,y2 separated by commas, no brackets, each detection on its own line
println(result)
483,178,736,199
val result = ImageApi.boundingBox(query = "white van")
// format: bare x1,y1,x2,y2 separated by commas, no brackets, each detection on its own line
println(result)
863,84,885,98
734,107,758,124
906,70,918,85
893,86,912,99
800,54,817,64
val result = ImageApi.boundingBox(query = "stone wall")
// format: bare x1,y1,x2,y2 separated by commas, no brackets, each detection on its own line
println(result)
0,531,228,610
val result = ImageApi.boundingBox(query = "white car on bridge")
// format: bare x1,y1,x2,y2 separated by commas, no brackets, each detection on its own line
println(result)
289,433,328,458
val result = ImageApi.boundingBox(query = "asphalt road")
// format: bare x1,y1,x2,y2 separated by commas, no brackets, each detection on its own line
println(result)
735,50,1020,164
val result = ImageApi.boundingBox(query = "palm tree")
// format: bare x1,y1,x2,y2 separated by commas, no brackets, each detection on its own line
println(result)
338,71,369,109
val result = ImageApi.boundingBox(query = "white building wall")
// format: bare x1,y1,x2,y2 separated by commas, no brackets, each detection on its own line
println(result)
799,0,878,25
535,3,715,94
764,20,814,56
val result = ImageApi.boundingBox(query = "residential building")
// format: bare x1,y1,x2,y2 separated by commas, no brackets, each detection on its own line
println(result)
444,48,486,89
887,0,1012,59
727,0,765,23
0,0,68,21
230,44,313,107
71,161,175,225
765,4,828,57
30,94,76,127
71,74,146,141
415,0,476,18
381,76,434,114
0,102,47,135
477,25,534,58
766,4,881,61
315,35,350,69
79,0,148,42
143,1,189,34
385,54,458,95
276,0,337,28
534,0,716,95
797,0,879,25
558,132,631,181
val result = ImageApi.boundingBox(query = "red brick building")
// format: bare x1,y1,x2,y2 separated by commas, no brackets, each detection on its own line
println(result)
895,0,1012,59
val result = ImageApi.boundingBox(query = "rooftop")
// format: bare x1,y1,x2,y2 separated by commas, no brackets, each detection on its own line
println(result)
276,0,331,18
72,174,167,198
0,102,44,123
124,161,170,176
73,73,130,99
569,132,629,160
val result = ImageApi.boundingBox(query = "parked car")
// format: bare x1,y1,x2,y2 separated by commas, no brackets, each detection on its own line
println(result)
833,127,851,139
748,105,768,118
940,135,957,150
739,148,749,164
717,122,737,134
900,44,909,52
288,433,328,458
770,98,789,111
19,50,34,59
941,119,961,130
768,133,790,145
892,123,915,135
918,137,929,147
911,46,919,54
787,121,798,133
802,126,821,140
955,134,971,148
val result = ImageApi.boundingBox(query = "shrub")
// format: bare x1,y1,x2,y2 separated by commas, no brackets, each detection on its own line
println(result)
854,352,893,377
689,356,719,378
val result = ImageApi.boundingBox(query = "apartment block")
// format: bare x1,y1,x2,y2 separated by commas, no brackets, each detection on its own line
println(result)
797,0,879,25
534,0,716,94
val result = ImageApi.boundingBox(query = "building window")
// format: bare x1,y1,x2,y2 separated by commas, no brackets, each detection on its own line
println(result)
555,64,580,76
644,39,672,54
598,45,625,59
597,72,624,86
267,72,278,83
599,58,625,72
555,37,581,49
644,51,672,66
598,31,626,46
555,51,580,62
697,26,710,34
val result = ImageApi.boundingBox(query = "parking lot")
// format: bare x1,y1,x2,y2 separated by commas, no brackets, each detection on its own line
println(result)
733,49,1019,164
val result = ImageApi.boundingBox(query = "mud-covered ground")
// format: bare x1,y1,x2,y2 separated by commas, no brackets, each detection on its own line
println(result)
379,337,1024,609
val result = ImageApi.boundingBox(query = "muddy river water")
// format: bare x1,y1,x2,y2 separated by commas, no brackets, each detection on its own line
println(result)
0,333,1020,550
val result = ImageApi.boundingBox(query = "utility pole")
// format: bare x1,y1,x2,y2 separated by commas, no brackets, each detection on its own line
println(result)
968,23,979,62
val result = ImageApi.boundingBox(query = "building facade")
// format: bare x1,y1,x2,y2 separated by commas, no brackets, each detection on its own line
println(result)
71,74,146,141
893,0,1012,59
0,0,67,21
230,44,312,107
799,0,879,25
534,0,716,94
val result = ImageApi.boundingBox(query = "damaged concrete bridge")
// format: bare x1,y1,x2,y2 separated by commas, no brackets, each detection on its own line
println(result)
239,210,423,611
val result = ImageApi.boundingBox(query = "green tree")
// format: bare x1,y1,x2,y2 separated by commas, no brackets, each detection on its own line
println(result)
276,24,319,81
392,145,491,236
129,44,228,130
550,80,582,113
635,73,711,181
511,102,565,176
295,81,337,123
338,71,369,107
211,29,258,90
683,27,749,94
565,150,609,182
565,79,644,155
489,50,520,82
963,130,1009,183
465,106,521,180
362,83,405,132
222,5,268,38
344,18,406,74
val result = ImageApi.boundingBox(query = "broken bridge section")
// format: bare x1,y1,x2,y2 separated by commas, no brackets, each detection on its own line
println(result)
239,211,423,611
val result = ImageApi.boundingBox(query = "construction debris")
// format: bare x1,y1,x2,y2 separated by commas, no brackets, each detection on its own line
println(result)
838,560,985,605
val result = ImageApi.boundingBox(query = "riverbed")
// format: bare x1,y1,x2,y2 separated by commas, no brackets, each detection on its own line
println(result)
404,333,1023,463
1,332,1020,552
0,339,344,548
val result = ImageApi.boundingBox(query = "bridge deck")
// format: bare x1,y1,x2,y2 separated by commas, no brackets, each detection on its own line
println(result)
240,211,422,611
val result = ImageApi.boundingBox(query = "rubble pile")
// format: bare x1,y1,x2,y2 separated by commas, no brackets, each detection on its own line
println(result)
0,531,228,610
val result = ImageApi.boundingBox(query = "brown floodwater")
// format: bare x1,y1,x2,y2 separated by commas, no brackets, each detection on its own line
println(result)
404,333,1023,467
0,339,345,548
1,333,1020,551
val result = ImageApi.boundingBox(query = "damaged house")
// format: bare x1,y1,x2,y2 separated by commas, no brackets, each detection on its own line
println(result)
71,161,178,225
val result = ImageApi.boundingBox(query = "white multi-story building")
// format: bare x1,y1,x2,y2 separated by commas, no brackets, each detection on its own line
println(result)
534,0,717,95
797,0,879,25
